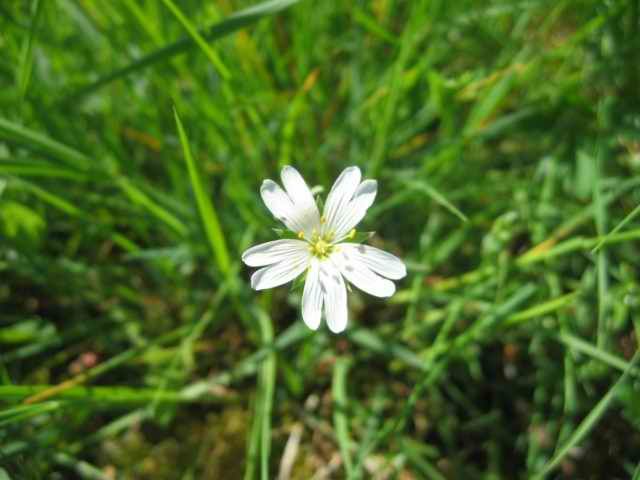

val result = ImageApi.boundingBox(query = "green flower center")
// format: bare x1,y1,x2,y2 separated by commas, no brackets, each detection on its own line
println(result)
309,235,334,259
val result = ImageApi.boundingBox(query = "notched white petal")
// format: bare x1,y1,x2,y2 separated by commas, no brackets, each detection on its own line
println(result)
323,166,361,235
333,179,378,240
337,257,395,298
242,239,308,267
302,259,323,330
355,179,377,199
338,243,406,280
280,166,321,237
320,261,348,333
250,252,309,290
260,179,302,232
260,171,321,237
281,166,320,214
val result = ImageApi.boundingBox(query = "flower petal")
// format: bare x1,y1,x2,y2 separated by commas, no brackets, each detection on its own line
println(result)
323,166,361,238
242,239,309,267
332,179,377,241
260,179,305,233
337,243,406,280
281,166,320,232
336,254,395,298
302,259,323,330
250,250,309,290
319,260,348,333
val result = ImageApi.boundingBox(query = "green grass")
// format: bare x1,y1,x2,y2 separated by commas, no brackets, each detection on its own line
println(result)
1,0,640,478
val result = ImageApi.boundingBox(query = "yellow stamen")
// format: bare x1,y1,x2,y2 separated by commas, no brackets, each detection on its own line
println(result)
346,228,356,240
297,231,305,239
309,235,335,259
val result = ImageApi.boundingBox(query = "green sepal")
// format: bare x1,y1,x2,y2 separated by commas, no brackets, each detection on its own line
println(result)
272,227,299,239
290,270,307,292
346,231,375,243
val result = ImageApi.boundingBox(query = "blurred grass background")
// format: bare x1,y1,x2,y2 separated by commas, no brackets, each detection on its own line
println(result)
1,0,640,478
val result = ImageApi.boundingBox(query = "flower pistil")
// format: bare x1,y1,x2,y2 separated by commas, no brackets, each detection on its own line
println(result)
309,233,334,259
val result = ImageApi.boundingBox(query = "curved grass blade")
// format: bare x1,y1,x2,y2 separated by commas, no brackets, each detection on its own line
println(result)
404,179,469,223
532,350,640,480
0,401,61,428
117,177,188,237
174,107,231,276
347,327,426,372
463,72,516,137
65,0,304,102
159,0,230,79
592,202,640,253
14,178,83,218
181,322,311,400
555,332,640,378
0,117,90,171
0,161,88,180
21,327,189,405
52,453,112,480
6,178,140,253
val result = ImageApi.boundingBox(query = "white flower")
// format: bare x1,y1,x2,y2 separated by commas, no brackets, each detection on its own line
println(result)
242,166,406,333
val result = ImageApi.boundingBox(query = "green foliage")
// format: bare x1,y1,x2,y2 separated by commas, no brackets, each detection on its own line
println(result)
1,0,639,478
0,201,45,246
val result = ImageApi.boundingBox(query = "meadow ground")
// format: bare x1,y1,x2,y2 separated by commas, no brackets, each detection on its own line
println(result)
1,0,640,478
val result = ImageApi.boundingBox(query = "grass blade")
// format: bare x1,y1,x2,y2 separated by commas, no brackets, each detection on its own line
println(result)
181,323,311,400
0,401,61,428
244,309,277,480
21,327,189,405
404,179,469,222
257,308,276,479
17,0,44,98
159,0,230,79
0,161,88,180
52,453,112,480
556,332,640,377
368,2,424,177
174,106,231,276
593,148,610,350
65,0,304,101
532,351,640,480
592,202,640,253
0,385,232,406
504,292,579,327
401,438,447,480
463,72,516,137
0,117,90,171
348,327,426,372
15,178,84,218
117,177,188,237
333,356,354,478
245,392,262,480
